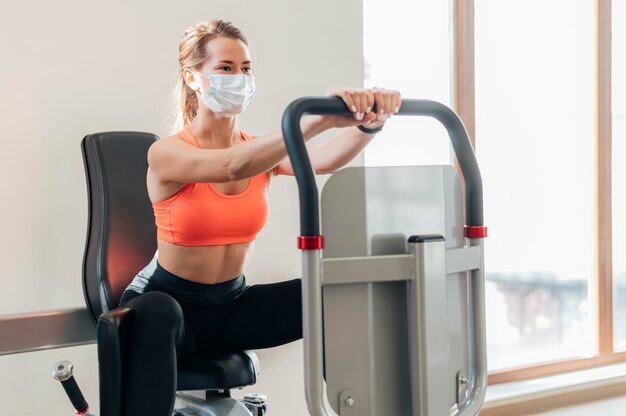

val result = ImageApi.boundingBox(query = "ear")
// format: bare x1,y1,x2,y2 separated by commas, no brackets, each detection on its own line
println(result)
182,67,202,93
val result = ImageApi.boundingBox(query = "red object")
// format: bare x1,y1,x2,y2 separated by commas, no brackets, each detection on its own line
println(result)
297,236,324,250
464,226,488,239
153,128,270,246
75,406,90,415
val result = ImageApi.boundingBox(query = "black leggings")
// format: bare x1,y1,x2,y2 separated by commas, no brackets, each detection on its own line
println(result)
118,262,302,415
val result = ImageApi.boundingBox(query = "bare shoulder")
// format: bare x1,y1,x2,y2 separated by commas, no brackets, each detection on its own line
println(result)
151,133,186,149
148,133,190,158
146,134,188,197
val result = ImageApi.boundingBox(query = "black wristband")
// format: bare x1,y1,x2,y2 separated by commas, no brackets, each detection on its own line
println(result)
357,124,383,134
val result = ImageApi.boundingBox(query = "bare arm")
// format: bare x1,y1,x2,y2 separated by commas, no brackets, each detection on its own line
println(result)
275,87,401,176
275,126,377,175
148,117,331,184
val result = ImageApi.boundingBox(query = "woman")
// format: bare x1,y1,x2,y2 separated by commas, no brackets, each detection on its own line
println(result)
118,19,400,414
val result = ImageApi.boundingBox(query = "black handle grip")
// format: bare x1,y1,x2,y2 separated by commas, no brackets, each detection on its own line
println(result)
60,376,89,413
281,96,484,237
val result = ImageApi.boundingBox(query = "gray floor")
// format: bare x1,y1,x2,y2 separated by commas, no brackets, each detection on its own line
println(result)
531,396,626,415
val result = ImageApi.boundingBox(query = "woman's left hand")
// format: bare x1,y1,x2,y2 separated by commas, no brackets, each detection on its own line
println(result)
324,86,402,130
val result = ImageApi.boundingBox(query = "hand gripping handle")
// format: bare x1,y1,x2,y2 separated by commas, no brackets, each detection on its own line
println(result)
281,97,484,238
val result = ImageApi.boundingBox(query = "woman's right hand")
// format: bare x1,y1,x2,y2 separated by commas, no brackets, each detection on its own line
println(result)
297,86,401,142
320,86,401,129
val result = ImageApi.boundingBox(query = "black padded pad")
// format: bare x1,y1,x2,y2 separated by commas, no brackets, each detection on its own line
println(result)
97,308,133,416
177,351,258,390
81,132,158,322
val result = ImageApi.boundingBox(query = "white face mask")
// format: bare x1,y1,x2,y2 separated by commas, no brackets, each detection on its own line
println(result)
196,73,258,118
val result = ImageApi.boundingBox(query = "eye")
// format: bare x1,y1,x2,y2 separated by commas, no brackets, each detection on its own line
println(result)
243,67,252,73
218,66,232,71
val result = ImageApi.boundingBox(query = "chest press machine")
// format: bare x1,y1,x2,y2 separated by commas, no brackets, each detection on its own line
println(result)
283,97,487,416
53,97,487,416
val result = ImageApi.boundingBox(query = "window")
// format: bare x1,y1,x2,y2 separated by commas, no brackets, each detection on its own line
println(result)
363,0,453,167
475,0,596,372
364,0,623,384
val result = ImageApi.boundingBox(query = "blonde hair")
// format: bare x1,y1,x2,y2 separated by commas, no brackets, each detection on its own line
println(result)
170,20,248,133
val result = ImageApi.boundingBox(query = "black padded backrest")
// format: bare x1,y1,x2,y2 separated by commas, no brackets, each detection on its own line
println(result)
81,132,158,323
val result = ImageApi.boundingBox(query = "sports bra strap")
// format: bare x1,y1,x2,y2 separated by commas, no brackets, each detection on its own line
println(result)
180,127,200,148
180,128,252,148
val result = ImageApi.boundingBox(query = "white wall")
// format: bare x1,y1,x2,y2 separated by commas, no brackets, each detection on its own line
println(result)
0,0,363,413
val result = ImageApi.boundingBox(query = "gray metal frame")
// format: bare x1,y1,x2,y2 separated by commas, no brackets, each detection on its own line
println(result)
0,308,95,356
302,239,486,415
281,98,487,416
321,248,481,286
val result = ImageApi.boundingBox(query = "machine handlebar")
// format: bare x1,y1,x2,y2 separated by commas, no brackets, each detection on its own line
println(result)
52,361,95,416
281,97,484,237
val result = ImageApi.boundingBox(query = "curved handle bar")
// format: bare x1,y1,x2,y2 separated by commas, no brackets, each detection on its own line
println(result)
281,96,484,236
52,361,93,415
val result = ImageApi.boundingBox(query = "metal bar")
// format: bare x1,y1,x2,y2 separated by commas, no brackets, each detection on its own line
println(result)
0,308,96,356
322,255,413,285
301,249,331,416
408,237,450,415
281,97,485,238
457,238,487,415
321,247,480,286
446,246,481,275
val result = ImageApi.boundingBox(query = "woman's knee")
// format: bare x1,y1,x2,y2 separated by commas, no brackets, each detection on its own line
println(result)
130,291,184,330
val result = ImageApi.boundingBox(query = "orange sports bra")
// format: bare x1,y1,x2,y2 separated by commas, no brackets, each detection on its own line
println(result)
152,127,270,246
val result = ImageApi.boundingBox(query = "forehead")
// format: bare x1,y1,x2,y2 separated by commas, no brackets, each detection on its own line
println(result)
204,37,251,63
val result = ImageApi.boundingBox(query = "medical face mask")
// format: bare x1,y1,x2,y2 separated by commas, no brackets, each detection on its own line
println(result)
196,73,258,118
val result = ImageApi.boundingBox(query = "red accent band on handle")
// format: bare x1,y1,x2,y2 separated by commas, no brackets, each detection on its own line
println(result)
75,405,90,415
464,226,488,239
297,236,324,250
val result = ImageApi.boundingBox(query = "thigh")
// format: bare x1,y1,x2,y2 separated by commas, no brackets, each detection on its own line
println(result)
211,278,302,351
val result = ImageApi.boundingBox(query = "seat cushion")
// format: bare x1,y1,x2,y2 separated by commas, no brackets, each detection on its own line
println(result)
177,350,258,391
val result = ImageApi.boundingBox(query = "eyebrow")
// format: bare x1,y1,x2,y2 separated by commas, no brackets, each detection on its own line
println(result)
216,60,251,65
